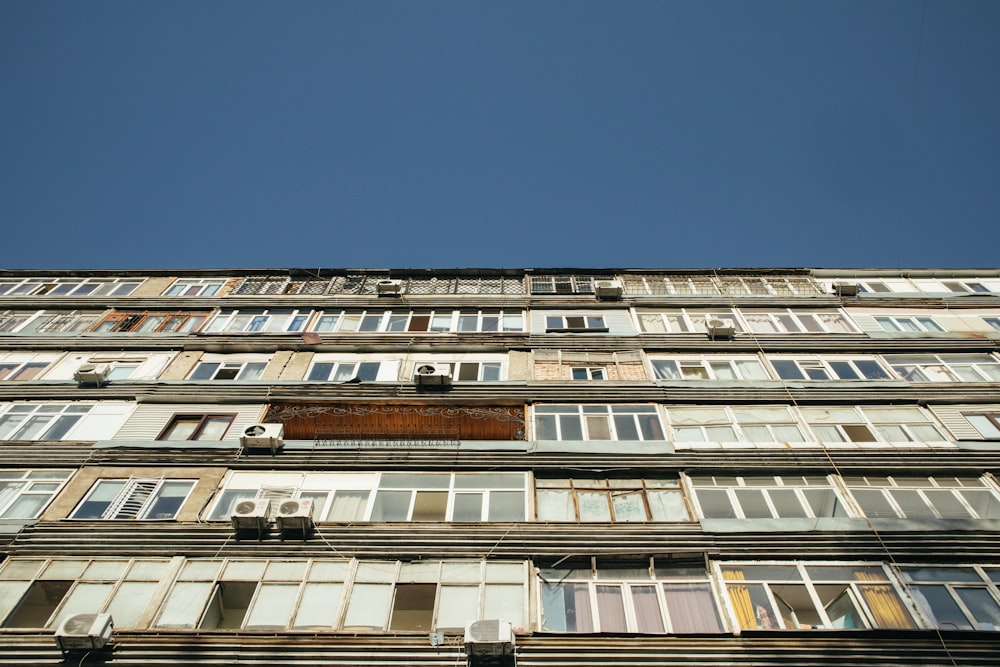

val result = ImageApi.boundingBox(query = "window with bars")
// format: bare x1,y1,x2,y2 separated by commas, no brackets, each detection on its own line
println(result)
530,275,608,294
70,478,196,520
233,276,330,295
0,311,102,334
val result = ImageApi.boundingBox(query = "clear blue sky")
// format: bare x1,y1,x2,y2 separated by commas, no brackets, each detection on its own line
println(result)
2,1,998,270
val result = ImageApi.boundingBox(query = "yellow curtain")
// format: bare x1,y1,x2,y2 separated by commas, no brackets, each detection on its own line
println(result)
854,571,915,629
722,568,756,629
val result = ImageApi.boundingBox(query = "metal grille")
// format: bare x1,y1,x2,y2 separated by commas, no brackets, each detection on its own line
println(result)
234,276,331,295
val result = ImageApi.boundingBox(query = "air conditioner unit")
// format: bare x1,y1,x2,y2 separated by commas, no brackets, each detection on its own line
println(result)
54,613,113,653
73,363,109,386
376,279,403,295
594,279,623,300
833,282,860,297
240,423,284,454
231,498,271,531
705,318,736,339
276,498,314,532
414,363,452,385
465,619,514,658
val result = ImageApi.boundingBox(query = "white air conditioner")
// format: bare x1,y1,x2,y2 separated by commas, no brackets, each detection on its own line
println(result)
833,282,860,297
414,363,452,385
73,363,109,385
376,279,403,295
705,318,736,339
594,279,623,300
231,498,271,531
54,613,113,652
276,498,314,532
465,619,514,658
240,423,284,453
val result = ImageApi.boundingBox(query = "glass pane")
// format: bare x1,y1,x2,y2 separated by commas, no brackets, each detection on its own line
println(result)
436,585,479,629
327,491,370,521
612,492,646,522
452,493,483,521
541,582,593,632
914,585,973,630
487,491,524,521
196,417,232,440
342,583,393,629
484,584,524,628
664,582,722,632
105,581,157,628
596,585,627,632
50,582,114,628
955,587,1000,631
536,489,575,521
292,582,343,628
245,583,299,628
578,492,611,521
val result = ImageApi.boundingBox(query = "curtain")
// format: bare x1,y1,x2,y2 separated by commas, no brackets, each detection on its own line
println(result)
854,571,915,629
663,583,722,633
722,569,755,629
630,585,664,633
596,585,627,632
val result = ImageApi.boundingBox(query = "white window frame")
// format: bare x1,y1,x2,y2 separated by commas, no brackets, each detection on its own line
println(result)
716,561,915,631
162,278,226,297
801,406,948,445
741,309,857,334
0,403,93,441
0,310,103,334
768,355,893,381
884,354,1000,383
0,469,73,519
0,278,141,297
635,309,740,334
689,475,851,520
842,476,1000,520
650,356,770,381
188,358,269,382
544,314,608,332
963,412,1000,439
204,309,310,333
533,404,664,441
901,565,1000,631
874,315,946,333
0,353,57,381
665,406,807,445
310,310,524,333
570,366,607,380
534,476,691,522
70,478,197,520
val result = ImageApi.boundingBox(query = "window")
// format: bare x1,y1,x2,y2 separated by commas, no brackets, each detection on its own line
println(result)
874,315,945,333
665,406,806,445
622,275,721,296
0,558,169,629
691,475,849,520
205,309,310,333
70,479,196,520
0,278,141,297
206,472,528,523
984,317,1000,332
0,470,72,519
636,309,740,334
162,278,226,296
412,361,502,382
651,357,770,381
153,558,526,632
884,354,1000,383
964,413,1000,439
189,360,267,382
94,311,208,333
540,558,723,634
719,562,915,630
0,403,92,441
311,310,524,333
535,477,690,522
842,476,1000,520
234,276,330,295
716,276,824,296
308,361,383,382
570,366,606,380
157,414,235,441
769,356,891,381
801,406,947,444
910,279,998,294
530,275,604,294
534,405,664,441
0,360,50,381
902,566,1000,631
0,310,102,334
544,314,608,332
742,309,856,334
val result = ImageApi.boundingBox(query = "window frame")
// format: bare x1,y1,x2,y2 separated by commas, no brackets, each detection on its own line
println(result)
841,476,1000,520
188,359,268,382
156,413,236,441
768,355,893,381
534,476,692,523
874,315,946,333
635,309,741,334
741,309,858,334
884,354,1000,383
650,356,771,381
204,309,310,334
0,278,141,297
543,314,609,333
0,469,73,519
689,474,851,521
162,278,226,297
533,404,665,441
901,565,1000,631
0,403,93,441
69,478,197,521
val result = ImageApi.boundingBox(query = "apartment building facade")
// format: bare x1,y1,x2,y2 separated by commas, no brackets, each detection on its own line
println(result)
0,267,998,665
